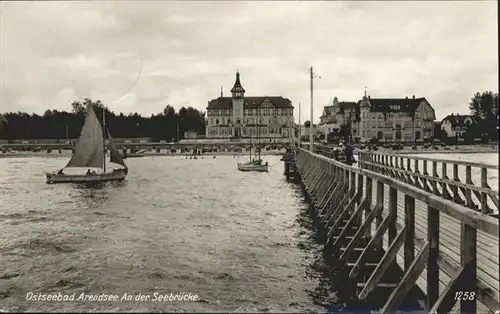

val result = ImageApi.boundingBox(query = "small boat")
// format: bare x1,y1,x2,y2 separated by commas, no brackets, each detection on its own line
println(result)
237,135,268,172
46,103,128,184
237,159,269,172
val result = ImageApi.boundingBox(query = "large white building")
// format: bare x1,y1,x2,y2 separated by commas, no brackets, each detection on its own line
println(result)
320,93,436,142
205,71,294,139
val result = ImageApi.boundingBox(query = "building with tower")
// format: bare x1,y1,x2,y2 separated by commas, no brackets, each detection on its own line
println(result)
319,97,359,139
320,92,436,143
205,71,294,139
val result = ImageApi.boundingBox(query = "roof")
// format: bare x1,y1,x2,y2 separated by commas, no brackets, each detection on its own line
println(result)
338,101,358,114
207,96,293,109
366,97,428,113
321,105,335,117
441,114,479,127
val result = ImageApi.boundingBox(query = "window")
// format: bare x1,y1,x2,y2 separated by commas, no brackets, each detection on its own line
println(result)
216,119,219,125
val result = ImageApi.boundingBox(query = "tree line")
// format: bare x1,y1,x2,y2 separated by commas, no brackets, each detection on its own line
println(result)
0,98,207,142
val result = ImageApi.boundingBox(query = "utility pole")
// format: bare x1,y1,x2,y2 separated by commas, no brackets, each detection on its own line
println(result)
309,67,321,152
298,102,301,148
176,124,179,142
310,67,314,152
103,108,106,173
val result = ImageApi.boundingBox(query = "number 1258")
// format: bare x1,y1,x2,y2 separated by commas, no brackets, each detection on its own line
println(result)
454,291,475,300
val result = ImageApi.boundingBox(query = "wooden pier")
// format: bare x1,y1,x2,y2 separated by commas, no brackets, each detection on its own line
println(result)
295,147,499,313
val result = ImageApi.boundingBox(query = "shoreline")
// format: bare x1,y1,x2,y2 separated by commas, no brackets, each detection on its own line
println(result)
384,149,498,155
1,146,497,159
0,150,286,159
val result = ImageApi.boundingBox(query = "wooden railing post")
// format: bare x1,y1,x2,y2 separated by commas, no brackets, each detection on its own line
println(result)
427,205,440,309
413,159,421,188
465,166,473,208
422,160,430,192
404,195,415,270
432,161,440,195
460,222,477,313
388,187,397,244
452,163,460,203
480,167,489,214
364,177,373,238
441,162,450,199
357,173,364,214
375,181,384,252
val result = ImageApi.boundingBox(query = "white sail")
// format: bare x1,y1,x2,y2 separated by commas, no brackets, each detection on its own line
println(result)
107,129,127,168
65,105,105,169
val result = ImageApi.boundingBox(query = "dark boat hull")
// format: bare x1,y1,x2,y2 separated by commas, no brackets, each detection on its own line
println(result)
46,169,127,184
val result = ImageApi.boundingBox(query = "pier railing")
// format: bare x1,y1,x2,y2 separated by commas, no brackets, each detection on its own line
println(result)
357,151,499,215
295,147,499,313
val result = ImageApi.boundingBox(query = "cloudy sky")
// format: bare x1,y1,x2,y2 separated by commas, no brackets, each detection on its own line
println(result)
0,1,497,122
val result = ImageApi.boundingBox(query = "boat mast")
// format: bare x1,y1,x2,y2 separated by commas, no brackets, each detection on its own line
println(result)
258,110,261,161
249,134,252,162
103,106,106,173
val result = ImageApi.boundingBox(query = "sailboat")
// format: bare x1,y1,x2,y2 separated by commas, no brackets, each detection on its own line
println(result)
45,104,128,184
237,123,268,172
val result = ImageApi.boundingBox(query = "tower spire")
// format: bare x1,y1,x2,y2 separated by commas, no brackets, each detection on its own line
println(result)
231,70,245,98
221,86,223,98
364,86,367,98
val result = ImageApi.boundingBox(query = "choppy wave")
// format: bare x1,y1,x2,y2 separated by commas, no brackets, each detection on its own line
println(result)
0,156,342,312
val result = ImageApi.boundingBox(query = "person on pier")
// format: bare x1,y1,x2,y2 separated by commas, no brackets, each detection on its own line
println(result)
344,143,354,165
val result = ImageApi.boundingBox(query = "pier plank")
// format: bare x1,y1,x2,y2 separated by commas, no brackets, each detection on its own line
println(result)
366,181,500,312
383,237,492,313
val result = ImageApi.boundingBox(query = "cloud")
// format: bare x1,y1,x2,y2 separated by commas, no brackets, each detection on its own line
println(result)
53,88,78,111
164,14,199,24
0,1,497,121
